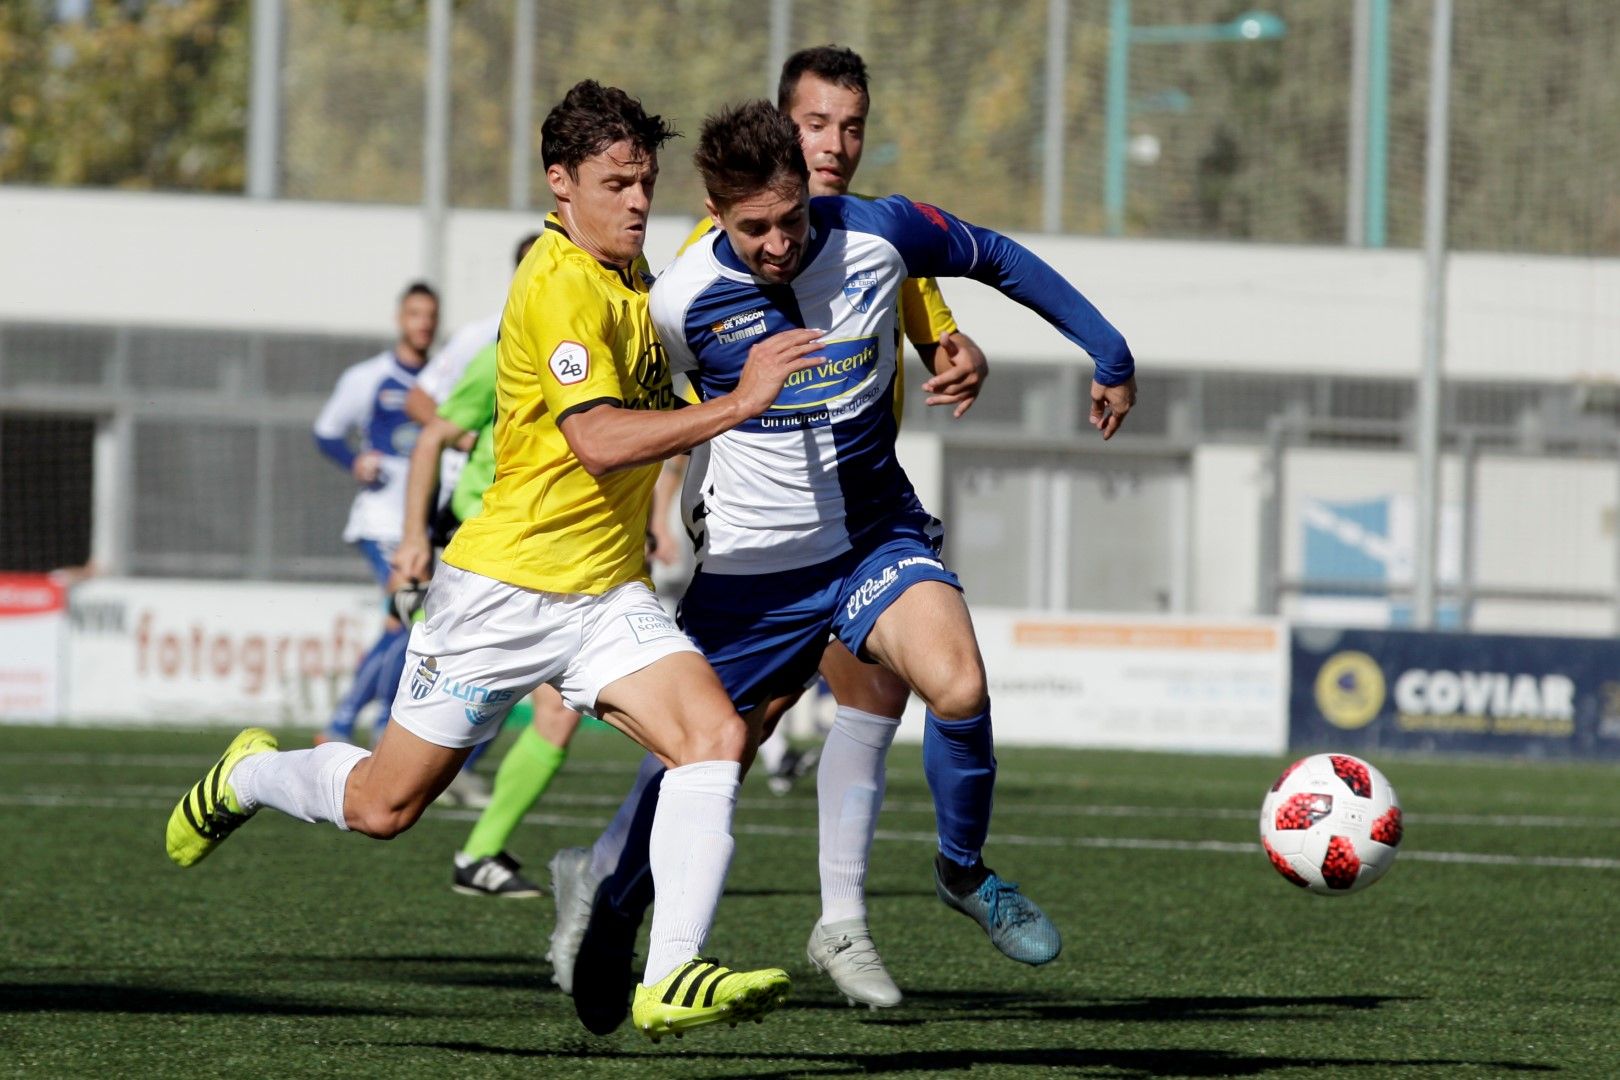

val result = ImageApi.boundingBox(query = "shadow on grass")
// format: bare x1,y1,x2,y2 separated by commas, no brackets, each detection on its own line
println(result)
844,989,1427,1025
229,952,556,994
0,982,417,1018
400,1041,1558,1077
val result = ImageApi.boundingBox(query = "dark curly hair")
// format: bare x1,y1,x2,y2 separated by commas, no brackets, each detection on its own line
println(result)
541,80,677,175
693,100,809,209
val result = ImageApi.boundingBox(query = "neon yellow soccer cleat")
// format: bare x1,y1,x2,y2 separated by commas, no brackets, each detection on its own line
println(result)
631,957,790,1043
164,727,278,867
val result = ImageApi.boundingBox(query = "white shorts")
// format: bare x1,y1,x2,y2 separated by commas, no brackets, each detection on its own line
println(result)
390,564,700,749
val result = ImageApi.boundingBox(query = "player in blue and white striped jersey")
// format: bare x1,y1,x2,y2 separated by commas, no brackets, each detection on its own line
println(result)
311,281,437,745
663,101,1131,984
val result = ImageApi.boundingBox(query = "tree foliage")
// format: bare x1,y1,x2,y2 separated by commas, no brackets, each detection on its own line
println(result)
0,0,247,191
3,0,1617,255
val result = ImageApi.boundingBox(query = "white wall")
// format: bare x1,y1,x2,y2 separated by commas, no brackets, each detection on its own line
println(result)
4,187,1616,381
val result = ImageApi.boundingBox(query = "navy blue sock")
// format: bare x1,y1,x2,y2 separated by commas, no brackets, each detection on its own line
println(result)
328,626,406,735
602,768,662,918
922,706,996,869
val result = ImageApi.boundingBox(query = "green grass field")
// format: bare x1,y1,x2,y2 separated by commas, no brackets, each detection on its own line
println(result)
3,723,1617,1078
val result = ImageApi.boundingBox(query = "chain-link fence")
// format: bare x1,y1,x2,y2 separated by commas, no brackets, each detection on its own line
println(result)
4,1,1618,253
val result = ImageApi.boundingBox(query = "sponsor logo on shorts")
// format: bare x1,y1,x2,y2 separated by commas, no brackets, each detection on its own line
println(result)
843,270,879,313
625,611,682,644
409,656,440,700
846,566,899,619
844,557,946,619
439,679,517,726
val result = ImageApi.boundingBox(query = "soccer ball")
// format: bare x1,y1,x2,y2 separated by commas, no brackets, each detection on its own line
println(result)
1259,753,1402,896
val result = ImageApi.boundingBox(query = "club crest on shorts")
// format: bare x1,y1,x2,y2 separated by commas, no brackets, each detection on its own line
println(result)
843,270,878,313
409,656,440,700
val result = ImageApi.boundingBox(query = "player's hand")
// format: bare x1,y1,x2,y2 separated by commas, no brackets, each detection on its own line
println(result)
352,451,382,485
732,328,826,417
453,430,477,452
1089,375,1136,441
922,331,988,419
391,533,432,583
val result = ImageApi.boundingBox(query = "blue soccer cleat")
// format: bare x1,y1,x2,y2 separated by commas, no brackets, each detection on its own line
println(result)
934,861,1063,966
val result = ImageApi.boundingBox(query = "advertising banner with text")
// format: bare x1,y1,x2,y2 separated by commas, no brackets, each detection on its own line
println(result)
63,578,384,726
0,574,66,721
899,610,1290,753
1292,626,1620,760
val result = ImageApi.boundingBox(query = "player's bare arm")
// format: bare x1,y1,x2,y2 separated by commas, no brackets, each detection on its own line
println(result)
559,328,826,477
392,414,469,581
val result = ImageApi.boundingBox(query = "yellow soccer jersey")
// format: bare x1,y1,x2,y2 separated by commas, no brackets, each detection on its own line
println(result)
679,209,958,418
443,215,673,595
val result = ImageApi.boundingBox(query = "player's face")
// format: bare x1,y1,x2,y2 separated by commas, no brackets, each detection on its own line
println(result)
710,177,810,285
397,293,438,356
548,139,658,267
785,74,867,197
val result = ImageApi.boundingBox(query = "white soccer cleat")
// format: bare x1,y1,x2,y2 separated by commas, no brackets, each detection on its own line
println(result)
806,918,902,1009
546,846,603,995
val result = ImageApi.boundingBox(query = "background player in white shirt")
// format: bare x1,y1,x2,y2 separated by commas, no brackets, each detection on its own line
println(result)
310,281,437,745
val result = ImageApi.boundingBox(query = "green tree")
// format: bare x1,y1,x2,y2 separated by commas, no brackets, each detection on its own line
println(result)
0,0,247,191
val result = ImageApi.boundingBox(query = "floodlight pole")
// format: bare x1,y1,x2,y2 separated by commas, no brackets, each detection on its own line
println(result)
1041,0,1070,232
1413,0,1454,628
423,0,452,289
767,0,791,99
246,0,284,199
508,0,536,210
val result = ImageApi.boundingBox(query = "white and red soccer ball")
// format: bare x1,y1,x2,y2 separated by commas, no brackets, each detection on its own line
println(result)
1259,753,1402,896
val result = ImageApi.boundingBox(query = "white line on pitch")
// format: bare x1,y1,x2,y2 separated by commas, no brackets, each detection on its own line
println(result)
6,791,1619,872
18,777,1619,832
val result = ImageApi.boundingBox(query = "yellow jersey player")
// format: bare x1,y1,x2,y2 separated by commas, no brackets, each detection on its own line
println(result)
164,80,823,1044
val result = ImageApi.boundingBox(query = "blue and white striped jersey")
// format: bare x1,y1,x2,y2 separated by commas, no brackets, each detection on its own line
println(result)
649,194,1133,575
312,350,422,544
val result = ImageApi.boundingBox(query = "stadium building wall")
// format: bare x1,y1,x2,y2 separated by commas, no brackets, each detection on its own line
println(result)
2,188,1617,638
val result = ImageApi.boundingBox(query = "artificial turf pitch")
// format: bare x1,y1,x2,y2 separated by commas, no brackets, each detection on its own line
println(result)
2,724,1616,1078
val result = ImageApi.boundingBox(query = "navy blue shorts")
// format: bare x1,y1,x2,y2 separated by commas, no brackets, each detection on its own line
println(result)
678,511,959,713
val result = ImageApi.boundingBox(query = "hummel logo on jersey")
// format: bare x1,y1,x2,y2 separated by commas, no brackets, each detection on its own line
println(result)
842,271,879,313
712,309,766,344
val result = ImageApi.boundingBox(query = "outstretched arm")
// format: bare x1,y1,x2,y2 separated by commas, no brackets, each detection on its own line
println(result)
876,196,1135,392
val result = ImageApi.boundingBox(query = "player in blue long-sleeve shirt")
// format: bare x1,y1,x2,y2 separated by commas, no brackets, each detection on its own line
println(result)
311,282,437,745
566,100,1135,1033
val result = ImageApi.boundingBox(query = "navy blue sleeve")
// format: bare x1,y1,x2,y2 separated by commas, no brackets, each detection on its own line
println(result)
313,432,357,472
864,195,1135,386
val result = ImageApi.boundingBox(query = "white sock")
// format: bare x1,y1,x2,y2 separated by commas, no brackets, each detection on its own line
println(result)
590,751,666,880
642,759,740,985
230,743,368,830
817,706,900,925
755,723,790,773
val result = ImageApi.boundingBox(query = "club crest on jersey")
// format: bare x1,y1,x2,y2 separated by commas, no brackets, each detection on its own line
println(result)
842,270,879,313
409,656,440,700
712,309,766,345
